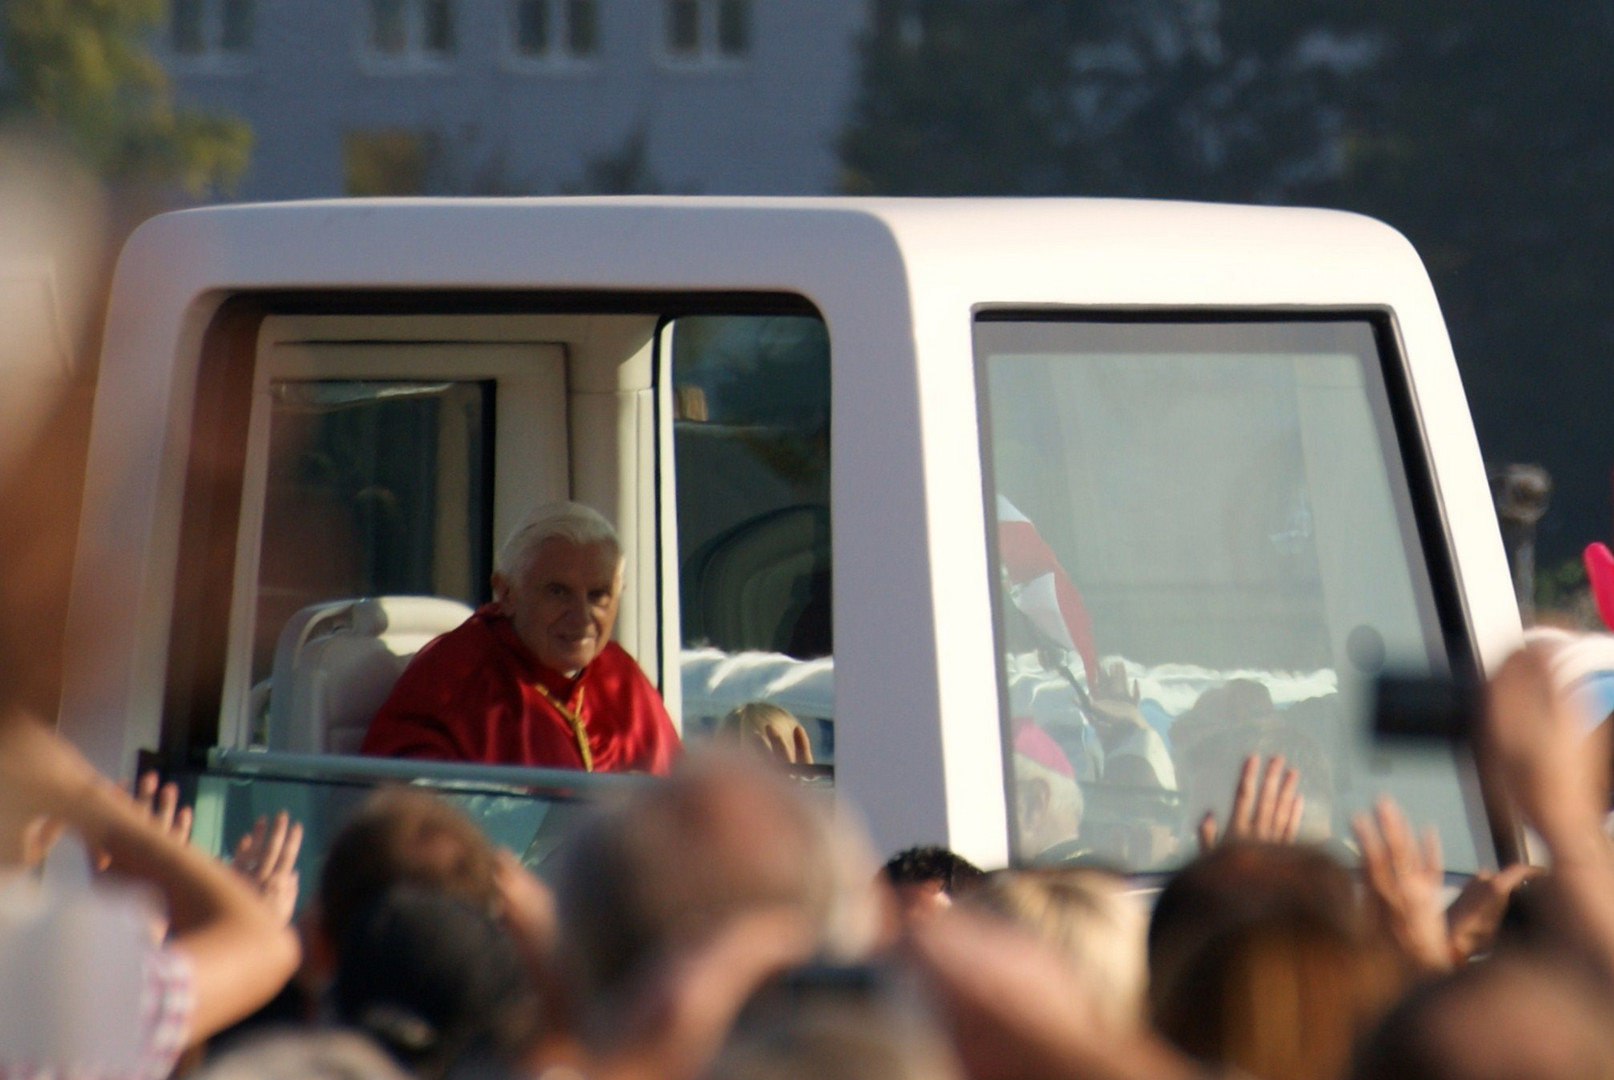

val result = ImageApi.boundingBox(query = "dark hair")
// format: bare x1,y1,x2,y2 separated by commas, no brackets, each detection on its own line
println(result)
332,885,534,1080
881,846,985,895
318,787,500,945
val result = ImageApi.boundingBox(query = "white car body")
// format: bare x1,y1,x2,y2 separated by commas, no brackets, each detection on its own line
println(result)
61,197,1521,870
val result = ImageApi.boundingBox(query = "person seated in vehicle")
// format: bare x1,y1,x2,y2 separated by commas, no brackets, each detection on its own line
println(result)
1012,719,1088,864
361,501,680,773
715,701,815,765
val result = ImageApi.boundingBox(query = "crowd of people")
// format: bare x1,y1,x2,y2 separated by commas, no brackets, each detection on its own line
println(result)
4,636,1614,1080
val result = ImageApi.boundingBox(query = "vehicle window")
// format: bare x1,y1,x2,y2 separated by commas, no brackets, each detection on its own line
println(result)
254,381,492,678
975,317,1484,873
666,314,833,768
247,379,493,745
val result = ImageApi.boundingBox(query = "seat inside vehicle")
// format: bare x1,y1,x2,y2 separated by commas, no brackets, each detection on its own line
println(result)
267,595,475,754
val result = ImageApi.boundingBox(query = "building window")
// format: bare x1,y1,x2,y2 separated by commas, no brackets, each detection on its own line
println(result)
511,0,600,62
661,0,750,63
368,0,456,59
170,0,254,59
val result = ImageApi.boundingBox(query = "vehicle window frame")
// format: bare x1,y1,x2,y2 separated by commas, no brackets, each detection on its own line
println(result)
161,290,822,772
971,306,1512,871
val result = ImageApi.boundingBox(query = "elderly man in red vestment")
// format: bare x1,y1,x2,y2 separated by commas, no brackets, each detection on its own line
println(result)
361,502,680,774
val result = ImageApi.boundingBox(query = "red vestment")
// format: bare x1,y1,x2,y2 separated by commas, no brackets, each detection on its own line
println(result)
360,604,680,774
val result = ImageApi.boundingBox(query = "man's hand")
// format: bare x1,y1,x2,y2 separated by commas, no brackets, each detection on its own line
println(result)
1197,754,1303,851
1353,797,1452,971
1088,661,1149,735
1445,863,1539,960
232,812,304,927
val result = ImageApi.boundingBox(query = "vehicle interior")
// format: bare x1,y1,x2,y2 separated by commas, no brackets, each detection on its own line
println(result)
159,296,833,873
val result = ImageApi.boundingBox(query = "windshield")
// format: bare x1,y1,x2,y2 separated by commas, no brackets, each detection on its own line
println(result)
975,315,1487,874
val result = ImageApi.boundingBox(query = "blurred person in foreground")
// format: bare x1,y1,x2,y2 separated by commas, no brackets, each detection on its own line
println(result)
881,845,984,925
363,502,679,773
0,164,300,1076
535,750,885,1080
232,786,554,1047
193,1031,411,1080
0,718,301,1080
1348,640,1614,1080
963,868,1147,1035
330,885,536,1080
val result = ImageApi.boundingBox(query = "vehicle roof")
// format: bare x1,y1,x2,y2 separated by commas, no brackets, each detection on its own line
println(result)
116,194,1429,307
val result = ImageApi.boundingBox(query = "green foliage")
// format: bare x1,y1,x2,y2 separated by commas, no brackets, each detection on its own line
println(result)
841,1,1614,564
2,0,250,195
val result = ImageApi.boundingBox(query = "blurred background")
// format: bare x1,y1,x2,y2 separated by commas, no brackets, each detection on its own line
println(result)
0,0,1608,626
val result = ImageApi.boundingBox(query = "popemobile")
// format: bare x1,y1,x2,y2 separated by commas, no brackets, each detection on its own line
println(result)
56,196,1522,884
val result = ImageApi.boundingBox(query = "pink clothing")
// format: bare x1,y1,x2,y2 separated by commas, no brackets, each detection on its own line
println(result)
0,946,193,1080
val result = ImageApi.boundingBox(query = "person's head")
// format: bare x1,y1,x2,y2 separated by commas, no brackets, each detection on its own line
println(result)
1011,721,1083,859
1160,909,1403,1080
193,1031,412,1080
491,501,624,676
708,1000,964,1080
1353,955,1614,1080
963,868,1147,1033
550,750,881,1049
1148,841,1360,1020
718,702,813,764
331,886,535,1080
315,788,500,957
881,846,985,923
1176,706,1336,843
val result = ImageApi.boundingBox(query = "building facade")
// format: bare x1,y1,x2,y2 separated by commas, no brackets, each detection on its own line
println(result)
164,0,870,199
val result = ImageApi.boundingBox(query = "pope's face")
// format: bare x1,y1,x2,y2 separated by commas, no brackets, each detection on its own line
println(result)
494,537,622,676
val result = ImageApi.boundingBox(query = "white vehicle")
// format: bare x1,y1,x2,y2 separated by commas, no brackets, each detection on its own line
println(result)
60,197,1523,875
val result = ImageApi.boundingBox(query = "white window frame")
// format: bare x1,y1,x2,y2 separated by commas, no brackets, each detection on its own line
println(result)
506,0,603,71
216,323,568,750
360,0,458,72
166,0,255,70
658,0,752,68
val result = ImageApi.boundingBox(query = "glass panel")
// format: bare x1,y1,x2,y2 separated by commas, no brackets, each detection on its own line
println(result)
671,315,833,767
253,380,492,685
717,0,750,56
185,757,643,913
515,0,549,54
423,0,456,53
221,0,254,51
976,317,1482,873
665,0,700,55
171,0,206,54
370,0,408,52
566,0,599,56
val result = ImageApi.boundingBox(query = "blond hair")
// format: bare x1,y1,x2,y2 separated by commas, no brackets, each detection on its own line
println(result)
965,868,1147,1033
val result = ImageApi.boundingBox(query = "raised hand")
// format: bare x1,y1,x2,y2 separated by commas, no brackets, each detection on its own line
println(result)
134,770,194,844
1352,797,1451,971
1197,754,1304,851
232,811,303,927
1445,862,1540,960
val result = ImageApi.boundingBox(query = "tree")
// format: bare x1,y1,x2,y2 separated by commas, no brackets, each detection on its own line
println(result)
840,0,1614,565
1,0,250,196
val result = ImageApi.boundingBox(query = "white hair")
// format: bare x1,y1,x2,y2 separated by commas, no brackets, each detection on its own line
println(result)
495,501,623,581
